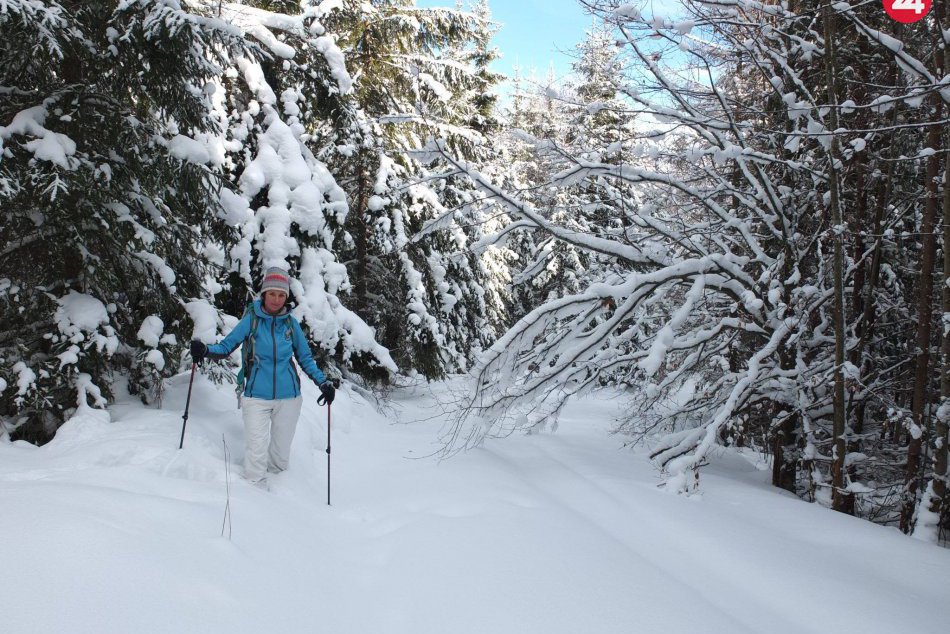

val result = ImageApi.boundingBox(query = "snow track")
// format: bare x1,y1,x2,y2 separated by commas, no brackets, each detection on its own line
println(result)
2,375,948,633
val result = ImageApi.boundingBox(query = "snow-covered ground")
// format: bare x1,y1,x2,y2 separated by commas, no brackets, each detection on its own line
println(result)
2,372,948,634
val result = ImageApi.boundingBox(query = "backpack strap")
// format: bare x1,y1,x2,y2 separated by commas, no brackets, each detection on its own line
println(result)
235,304,259,396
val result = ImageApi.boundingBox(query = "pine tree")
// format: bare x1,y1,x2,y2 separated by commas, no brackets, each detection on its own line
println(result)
201,0,395,379
503,68,572,313
1,0,249,442
0,0,401,443
314,0,505,377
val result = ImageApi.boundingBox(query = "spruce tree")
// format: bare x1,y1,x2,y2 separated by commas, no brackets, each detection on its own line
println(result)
202,1,395,380
315,0,505,377
0,0,249,442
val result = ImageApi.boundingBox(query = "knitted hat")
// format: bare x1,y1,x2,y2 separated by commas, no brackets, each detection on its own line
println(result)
260,267,291,296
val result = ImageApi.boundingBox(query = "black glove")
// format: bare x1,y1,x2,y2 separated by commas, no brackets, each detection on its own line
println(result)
317,380,335,406
189,339,208,361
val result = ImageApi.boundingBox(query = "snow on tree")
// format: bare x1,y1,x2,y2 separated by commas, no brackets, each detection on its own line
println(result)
501,69,591,318
198,0,396,378
0,0,398,443
0,0,250,441
311,0,507,378
431,0,948,540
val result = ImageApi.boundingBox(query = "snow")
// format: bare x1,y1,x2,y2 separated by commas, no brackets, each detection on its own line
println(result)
12,361,36,398
313,35,353,94
216,1,351,94
55,291,110,340
75,372,107,409
2,376,948,634
0,105,77,169
937,399,950,423
219,188,253,225
293,248,397,371
185,300,223,343
167,134,212,165
674,20,694,35
57,344,81,369
368,194,388,211
418,71,452,101
613,4,641,20
135,251,177,289
137,316,165,348
23,133,77,168
144,349,166,371
914,480,943,543
247,23,297,59
874,30,904,54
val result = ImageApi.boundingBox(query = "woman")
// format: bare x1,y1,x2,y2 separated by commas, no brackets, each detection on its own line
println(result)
190,267,335,489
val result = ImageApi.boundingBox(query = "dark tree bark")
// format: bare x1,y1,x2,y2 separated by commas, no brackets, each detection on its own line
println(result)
901,99,944,533
929,149,950,535
913,16,949,536
823,0,853,515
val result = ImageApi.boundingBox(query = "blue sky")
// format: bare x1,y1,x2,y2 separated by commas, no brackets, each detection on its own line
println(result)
416,0,596,83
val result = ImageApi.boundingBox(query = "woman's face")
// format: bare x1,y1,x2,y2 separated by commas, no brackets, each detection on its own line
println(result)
263,290,287,314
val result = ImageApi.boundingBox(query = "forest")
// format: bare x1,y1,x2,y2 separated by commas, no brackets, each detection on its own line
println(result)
1,0,947,541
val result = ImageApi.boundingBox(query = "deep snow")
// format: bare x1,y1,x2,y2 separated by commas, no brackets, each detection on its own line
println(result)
2,371,948,634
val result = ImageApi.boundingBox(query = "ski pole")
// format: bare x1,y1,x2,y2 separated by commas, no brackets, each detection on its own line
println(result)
179,362,197,449
326,401,332,505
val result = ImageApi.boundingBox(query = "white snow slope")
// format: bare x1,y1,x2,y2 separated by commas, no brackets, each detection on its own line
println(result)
2,373,948,634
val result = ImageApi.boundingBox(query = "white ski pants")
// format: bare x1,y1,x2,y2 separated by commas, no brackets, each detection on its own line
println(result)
241,396,303,487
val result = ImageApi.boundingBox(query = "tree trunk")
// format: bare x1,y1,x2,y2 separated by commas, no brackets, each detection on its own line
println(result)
852,141,897,437
930,149,950,535
900,100,943,533
772,345,799,492
911,18,949,536
772,408,798,493
351,154,372,316
822,0,852,515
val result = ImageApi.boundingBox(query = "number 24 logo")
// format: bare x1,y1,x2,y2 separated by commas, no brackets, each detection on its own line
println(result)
883,0,931,23
890,0,925,12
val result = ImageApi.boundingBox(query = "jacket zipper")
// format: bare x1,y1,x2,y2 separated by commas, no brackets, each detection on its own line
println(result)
271,319,277,400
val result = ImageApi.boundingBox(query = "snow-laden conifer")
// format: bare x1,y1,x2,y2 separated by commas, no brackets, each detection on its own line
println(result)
311,0,505,378
196,0,396,379
1,0,249,441
0,0,400,442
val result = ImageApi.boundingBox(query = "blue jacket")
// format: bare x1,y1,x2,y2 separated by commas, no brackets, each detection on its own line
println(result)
207,300,327,400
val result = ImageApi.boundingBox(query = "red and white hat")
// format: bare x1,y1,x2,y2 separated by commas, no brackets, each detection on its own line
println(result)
260,267,290,296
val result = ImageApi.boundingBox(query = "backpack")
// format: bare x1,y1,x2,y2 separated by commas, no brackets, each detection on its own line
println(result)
235,302,259,407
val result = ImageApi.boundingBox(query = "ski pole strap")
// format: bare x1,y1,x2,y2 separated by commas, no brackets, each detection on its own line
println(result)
316,377,340,406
